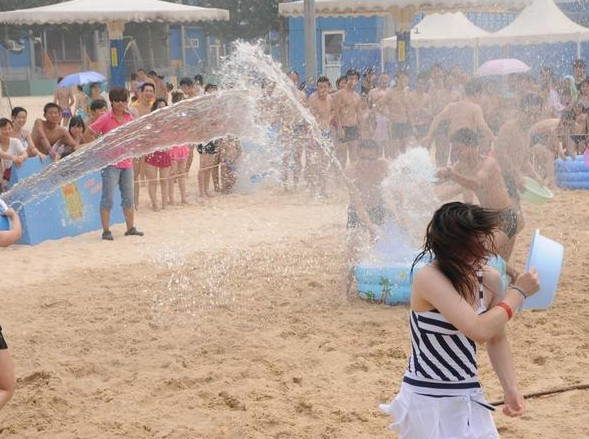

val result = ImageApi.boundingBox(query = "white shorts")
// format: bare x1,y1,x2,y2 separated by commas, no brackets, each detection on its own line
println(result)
380,383,499,439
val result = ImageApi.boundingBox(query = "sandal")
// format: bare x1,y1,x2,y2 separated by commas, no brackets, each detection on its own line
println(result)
102,230,114,241
124,227,144,237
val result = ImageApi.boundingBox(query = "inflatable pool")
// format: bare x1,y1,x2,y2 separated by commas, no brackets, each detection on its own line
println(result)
555,155,589,189
0,199,8,231
354,255,508,305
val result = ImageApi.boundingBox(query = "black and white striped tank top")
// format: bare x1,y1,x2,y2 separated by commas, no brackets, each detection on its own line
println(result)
403,269,487,396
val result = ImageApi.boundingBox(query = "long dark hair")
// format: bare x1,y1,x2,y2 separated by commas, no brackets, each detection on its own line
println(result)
413,202,502,302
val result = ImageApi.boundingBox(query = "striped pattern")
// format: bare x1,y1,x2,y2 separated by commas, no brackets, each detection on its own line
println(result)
403,271,487,396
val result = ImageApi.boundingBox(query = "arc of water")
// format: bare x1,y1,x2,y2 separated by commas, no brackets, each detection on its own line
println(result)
1,90,257,209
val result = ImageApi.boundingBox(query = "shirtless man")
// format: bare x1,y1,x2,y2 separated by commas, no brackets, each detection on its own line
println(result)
344,138,390,296
409,73,433,140
129,82,156,208
136,68,155,89
53,79,74,127
376,70,413,158
148,70,168,101
423,78,495,162
31,103,78,161
307,76,335,196
528,116,567,187
436,128,521,274
428,64,453,165
334,69,362,167
367,73,390,155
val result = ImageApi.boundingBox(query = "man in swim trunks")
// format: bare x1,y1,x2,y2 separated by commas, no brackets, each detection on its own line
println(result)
334,69,362,168
53,78,74,127
436,128,521,273
307,76,335,196
422,78,495,162
376,70,414,158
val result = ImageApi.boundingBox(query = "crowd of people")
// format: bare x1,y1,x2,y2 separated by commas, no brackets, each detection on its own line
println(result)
0,69,247,240
0,54,582,435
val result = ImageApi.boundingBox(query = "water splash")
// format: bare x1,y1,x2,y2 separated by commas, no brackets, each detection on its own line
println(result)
1,42,341,208
1,90,257,209
360,147,440,266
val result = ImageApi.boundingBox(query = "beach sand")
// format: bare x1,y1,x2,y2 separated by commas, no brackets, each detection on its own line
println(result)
1,96,588,437
0,180,588,438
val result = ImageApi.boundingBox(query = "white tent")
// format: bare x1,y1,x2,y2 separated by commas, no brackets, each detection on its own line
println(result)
0,0,229,85
478,0,589,48
0,0,229,24
381,12,491,48
278,0,531,19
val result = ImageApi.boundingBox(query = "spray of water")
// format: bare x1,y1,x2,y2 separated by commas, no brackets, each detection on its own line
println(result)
1,91,258,208
1,42,343,209
360,147,440,266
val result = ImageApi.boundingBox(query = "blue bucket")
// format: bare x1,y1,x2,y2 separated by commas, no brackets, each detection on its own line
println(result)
521,230,564,310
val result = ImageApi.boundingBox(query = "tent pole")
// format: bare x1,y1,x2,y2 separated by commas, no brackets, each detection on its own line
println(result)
304,0,317,85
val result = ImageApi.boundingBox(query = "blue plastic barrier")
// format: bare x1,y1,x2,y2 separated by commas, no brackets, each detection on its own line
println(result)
555,155,589,189
0,159,124,244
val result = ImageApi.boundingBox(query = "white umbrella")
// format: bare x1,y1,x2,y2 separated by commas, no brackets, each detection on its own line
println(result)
476,58,530,76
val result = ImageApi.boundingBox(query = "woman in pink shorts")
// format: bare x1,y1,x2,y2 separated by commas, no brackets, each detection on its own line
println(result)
144,98,172,210
168,144,190,205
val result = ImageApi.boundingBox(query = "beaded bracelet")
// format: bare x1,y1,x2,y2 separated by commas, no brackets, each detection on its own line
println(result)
497,301,513,320
509,285,528,300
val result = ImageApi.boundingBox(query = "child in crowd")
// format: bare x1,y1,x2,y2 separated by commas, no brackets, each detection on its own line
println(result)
10,107,45,160
0,118,28,191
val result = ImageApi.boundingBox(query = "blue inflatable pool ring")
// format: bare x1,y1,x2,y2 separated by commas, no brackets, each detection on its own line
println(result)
555,155,589,189
354,254,508,305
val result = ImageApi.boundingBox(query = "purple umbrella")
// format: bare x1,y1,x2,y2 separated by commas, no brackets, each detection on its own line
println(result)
58,70,106,88
476,58,530,77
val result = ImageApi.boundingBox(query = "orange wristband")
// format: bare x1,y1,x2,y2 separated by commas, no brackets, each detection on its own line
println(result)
497,301,513,320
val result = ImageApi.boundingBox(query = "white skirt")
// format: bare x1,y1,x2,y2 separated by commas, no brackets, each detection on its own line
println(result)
380,383,499,439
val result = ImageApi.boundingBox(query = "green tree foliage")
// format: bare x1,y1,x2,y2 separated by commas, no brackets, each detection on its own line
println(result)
169,0,284,42
0,0,63,12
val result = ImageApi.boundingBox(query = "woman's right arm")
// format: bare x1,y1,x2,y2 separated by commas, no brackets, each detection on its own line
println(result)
413,266,540,342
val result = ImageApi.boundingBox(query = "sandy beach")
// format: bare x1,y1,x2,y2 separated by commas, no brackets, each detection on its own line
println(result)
0,95,588,438
0,172,587,438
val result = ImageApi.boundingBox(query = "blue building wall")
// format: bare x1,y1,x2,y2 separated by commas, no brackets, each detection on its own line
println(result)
288,16,384,82
287,5,589,82
0,36,33,71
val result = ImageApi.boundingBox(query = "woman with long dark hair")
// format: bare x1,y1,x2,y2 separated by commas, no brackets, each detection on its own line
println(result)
380,202,540,438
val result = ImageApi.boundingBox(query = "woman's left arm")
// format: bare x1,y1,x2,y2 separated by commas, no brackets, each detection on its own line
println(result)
485,267,525,417
487,328,525,417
